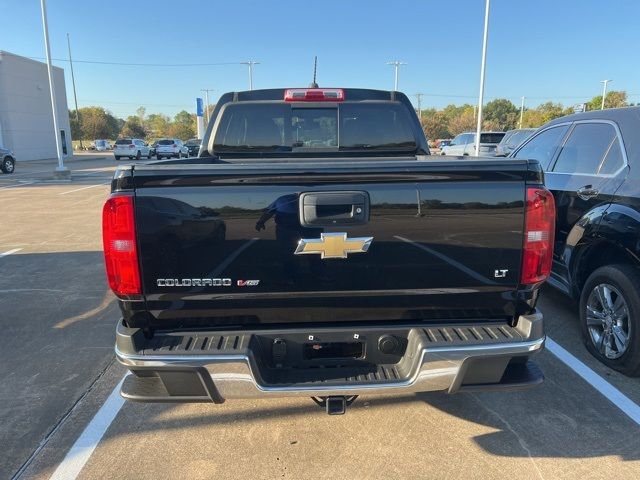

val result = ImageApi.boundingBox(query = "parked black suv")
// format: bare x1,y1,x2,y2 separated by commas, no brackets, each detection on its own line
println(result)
511,107,640,375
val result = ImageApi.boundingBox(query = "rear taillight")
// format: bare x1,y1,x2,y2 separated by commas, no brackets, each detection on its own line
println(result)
284,88,345,102
129,144,135,149
102,194,141,296
521,187,555,285
172,143,176,147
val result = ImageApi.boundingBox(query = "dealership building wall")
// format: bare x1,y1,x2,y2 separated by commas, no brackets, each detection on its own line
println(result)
0,51,72,161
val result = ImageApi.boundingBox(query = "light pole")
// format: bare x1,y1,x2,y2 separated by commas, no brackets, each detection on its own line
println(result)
40,0,68,177
200,89,213,121
414,93,424,125
600,79,612,110
241,61,260,90
387,61,407,91
519,96,525,129
67,33,82,151
474,0,490,156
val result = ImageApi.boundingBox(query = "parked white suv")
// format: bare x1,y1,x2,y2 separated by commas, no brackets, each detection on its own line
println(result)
113,138,152,160
155,139,188,159
441,131,506,156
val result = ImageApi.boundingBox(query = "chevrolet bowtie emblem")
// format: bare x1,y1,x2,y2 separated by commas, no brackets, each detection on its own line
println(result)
294,232,373,259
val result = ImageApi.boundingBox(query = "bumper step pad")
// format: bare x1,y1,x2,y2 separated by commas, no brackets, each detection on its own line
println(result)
116,313,545,402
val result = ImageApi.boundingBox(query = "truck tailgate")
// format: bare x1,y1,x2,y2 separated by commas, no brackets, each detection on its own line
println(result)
131,160,530,327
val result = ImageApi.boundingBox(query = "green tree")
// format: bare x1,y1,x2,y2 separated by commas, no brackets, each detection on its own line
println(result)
170,110,196,139
587,90,628,111
422,110,451,139
146,113,170,139
448,109,476,135
69,110,81,140
74,106,120,140
537,102,566,123
168,123,195,140
136,106,146,122
121,116,146,138
442,103,474,122
483,98,518,130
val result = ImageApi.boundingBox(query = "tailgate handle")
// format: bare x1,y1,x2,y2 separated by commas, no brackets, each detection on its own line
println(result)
299,191,370,226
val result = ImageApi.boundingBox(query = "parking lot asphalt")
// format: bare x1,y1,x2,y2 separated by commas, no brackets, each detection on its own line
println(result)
1,156,639,480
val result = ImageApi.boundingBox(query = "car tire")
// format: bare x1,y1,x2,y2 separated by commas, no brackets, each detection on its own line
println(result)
156,155,162,160
1,156,15,174
580,264,640,376
129,156,134,160
136,151,141,160
114,156,120,160
147,153,152,159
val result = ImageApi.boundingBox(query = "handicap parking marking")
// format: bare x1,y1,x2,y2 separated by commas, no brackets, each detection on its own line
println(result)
546,337,640,425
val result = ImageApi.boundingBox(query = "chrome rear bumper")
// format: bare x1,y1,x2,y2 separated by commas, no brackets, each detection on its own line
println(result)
116,312,545,402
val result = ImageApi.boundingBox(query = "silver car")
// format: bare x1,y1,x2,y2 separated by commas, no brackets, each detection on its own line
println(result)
155,139,189,159
441,131,506,156
113,138,152,160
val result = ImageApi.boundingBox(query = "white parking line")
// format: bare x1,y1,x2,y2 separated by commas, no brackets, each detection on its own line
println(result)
0,248,22,258
58,183,108,195
546,337,640,425
49,375,127,480
0,181,35,190
11,169,49,177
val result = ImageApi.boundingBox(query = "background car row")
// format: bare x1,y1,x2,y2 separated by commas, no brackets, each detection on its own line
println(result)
112,138,202,160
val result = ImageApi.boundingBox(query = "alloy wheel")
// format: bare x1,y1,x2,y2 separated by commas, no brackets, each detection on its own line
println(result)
586,283,631,359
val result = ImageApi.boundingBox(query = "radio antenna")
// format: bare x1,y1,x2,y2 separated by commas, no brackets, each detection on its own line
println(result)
309,56,319,88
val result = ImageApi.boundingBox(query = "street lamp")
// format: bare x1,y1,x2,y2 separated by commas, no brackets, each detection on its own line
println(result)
387,61,407,91
414,93,424,125
200,89,213,120
600,79,612,110
67,34,82,151
474,0,491,156
241,61,260,90
40,0,69,178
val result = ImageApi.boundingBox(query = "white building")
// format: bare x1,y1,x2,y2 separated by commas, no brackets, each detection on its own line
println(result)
0,51,72,161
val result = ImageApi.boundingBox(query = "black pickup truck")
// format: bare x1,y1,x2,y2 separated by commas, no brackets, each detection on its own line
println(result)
105,88,555,414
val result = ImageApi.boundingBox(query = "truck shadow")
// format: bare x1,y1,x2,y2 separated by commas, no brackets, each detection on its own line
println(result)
111,380,639,463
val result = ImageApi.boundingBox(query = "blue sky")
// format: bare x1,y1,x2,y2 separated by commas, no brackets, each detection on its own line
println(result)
1,0,638,119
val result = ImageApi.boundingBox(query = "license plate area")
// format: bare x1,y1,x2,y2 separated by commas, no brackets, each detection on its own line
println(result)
303,341,364,360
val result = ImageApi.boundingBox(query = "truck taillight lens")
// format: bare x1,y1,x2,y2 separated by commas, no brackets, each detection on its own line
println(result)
521,187,555,285
129,144,135,149
284,88,345,102
102,195,141,296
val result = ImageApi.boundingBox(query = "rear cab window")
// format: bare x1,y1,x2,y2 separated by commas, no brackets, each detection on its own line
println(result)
115,139,132,145
212,102,417,155
158,140,174,145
